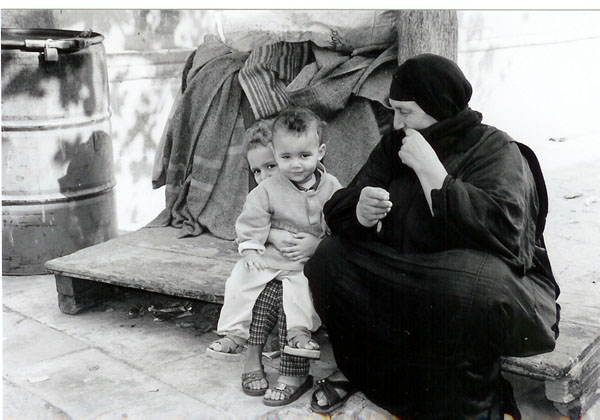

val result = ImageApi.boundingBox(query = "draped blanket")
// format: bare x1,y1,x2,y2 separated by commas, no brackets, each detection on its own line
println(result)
149,38,250,239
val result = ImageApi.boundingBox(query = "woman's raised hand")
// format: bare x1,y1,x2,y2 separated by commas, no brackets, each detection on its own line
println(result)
356,186,393,227
398,128,441,173
398,128,448,215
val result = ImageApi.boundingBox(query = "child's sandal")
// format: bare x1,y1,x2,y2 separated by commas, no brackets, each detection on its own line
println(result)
241,368,268,396
283,334,321,359
206,336,244,361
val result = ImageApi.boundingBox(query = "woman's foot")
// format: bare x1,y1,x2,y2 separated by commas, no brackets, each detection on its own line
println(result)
311,370,357,414
263,375,313,406
242,344,268,395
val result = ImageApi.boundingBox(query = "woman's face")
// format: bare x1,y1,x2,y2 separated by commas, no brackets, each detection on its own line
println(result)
390,99,438,131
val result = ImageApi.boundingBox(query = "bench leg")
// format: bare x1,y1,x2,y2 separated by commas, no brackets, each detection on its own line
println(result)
545,377,585,420
544,350,600,420
55,274,118,314
552,401,581,420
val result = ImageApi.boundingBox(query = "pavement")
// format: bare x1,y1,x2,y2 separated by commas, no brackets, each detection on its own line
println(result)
2,274,597,420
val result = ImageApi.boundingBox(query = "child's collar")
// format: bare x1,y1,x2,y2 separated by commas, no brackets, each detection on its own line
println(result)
292,170,321,192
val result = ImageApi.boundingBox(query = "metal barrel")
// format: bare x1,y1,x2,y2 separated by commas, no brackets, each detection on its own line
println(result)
2,28,118,275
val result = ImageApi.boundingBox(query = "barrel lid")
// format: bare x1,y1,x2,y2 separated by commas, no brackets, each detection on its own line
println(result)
1,28,104,52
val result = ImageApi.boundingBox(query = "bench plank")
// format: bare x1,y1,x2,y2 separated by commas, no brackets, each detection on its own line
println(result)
46,227,238,304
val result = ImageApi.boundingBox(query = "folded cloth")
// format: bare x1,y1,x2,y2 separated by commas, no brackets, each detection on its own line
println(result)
148,39,250,240
152,88,182,189
287,44,396,117
287,51,371,118
188,111,249,239
285,45,394,186
240,42,395,186
238,41,311,119
186,35,234,85
353,43,398,108
152,35,237,189
321,97,381,186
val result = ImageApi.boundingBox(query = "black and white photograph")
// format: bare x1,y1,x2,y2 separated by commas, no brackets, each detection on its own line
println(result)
2,6,599,420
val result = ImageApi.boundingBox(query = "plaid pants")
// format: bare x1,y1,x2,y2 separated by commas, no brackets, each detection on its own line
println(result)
248,280,309,377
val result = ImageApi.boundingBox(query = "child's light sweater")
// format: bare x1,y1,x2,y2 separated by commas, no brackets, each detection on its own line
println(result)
236,167,342,271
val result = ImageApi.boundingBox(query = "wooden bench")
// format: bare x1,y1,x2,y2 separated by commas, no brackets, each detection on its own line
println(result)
45,226,600,419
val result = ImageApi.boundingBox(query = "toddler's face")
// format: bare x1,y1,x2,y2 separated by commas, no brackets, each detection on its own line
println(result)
247,144,279,184
272,130,325,185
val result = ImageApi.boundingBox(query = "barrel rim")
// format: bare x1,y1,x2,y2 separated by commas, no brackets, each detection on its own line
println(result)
2,181,117,206
1,114,112,131
1,28,104,51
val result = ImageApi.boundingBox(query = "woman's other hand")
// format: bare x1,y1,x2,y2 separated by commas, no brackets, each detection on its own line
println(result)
356,186,393,227
280,232,321,262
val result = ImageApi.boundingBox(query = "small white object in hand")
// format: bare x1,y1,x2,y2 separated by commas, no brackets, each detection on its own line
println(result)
27,375,50,383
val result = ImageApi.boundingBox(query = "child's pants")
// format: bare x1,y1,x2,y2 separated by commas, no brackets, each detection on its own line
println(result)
217,260,321,341
248,280,309,377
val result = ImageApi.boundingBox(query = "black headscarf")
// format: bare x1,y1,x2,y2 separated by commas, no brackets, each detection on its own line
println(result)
389,53,472,121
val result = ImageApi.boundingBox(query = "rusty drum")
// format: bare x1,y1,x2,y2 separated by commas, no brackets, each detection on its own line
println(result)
2,28,118,275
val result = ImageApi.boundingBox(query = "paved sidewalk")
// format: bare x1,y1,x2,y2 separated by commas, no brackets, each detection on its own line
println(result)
2,275,393,420
2,274,594,420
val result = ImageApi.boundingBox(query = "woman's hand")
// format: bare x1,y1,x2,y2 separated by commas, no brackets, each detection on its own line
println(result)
241,250,267,271
398,128,448,214
268,228,295,251
398,128,444,174
356,186,393,227
280,232,321,262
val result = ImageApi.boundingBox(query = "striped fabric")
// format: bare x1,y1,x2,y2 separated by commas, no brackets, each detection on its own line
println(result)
238,42,311,119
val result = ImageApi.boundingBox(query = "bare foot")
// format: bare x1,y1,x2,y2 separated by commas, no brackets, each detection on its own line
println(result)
243,344,267,391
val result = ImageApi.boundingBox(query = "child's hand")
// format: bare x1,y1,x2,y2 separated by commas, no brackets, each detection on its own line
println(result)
280,233,321,262
267,228,295,251
242,250,267,271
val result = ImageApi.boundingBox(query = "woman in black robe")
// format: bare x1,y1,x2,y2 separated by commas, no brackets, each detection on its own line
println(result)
304,53,560,420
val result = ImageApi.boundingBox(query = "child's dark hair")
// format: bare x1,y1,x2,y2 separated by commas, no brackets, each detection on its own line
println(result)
272,108,326,144
243,119,274,152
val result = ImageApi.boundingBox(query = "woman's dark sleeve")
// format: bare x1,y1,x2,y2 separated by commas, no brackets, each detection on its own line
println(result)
431,138,538,271
324,133,398,239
